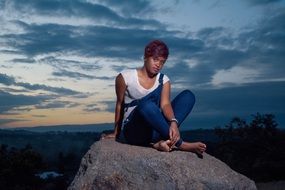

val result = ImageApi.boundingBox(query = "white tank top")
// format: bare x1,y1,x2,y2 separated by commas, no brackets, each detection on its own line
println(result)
120,69,169,123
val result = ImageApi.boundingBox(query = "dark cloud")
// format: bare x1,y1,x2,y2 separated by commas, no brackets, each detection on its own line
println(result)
38,56,102,72
17,82,80,95
1,22,172,59
194,81,285,115
0,0,284,129
99,100,116,113
176,81,285,129
197,27,226,39
32,115,46,118
0,90,47,114
84,100,116,113
97,0,155,17
11,58,36,63
35,100,80,109
52,69,113,80
52,69,95,80
84,100,115,113
246,0,283,6
236,9,285,79
0,73,16,85
162,7,285,88
83,103,104,112
0,118,28,126
0,87,29,93
0,73,81,96
111,65,126,72
5,0,163,29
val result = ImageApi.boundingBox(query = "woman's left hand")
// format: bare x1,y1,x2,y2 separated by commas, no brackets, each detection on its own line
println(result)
169,122,180,147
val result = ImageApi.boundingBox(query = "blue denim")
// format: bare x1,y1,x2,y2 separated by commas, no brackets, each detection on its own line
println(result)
122,90,195,147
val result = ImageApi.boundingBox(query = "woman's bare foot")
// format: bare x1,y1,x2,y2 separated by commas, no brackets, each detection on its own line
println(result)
153,140,172,152
178,142,206,155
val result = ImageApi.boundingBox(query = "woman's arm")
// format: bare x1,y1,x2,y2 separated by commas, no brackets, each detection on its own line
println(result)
102,74,126,139
160,81,180,147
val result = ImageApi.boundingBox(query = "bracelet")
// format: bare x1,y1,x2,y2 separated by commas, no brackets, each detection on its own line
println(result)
170,118,179,124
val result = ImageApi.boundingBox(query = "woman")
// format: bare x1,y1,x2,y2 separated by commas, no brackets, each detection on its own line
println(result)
104,40,206,154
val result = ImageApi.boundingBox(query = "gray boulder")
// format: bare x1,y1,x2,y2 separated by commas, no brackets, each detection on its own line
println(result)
68,139,257,190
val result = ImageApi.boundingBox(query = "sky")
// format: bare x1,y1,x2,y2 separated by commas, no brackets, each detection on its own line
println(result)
0,0,285,130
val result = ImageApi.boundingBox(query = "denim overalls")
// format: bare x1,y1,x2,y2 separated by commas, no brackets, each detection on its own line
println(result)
121,74,164,146
123,73,164,125
120,73,196,147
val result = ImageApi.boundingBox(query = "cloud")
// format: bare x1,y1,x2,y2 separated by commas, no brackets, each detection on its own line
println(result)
0,88,80,115
100,100,116,113
35,100,80,109
2,0,283,90
194,81,285,115
163,6,285,89
0,0,284,128
2,0,163,29
52,69,113,80
32,115,46,118
235,9,285,80
37,56,102,73
0,118,28,126
177,81,285,129
84,100,115,113
0,73,16,85
52,69,96,80
10,58,36,63
246,0,283,6
17,82,80,95
2,21,173,59
0,73,81,96
83,103,104,112
0,90,47,114
96,0,154,17
211,66,260,86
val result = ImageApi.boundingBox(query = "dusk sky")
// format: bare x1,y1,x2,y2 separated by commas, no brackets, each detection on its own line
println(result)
0,0,284,130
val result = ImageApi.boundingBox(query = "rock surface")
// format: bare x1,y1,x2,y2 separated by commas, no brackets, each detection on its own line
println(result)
68,139,257,190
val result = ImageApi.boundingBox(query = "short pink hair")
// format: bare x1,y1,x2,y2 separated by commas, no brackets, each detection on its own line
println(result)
144,40,169,60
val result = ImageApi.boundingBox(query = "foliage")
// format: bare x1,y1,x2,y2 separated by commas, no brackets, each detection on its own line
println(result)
0,131,101,189
213,113,285,182
0,144,45,190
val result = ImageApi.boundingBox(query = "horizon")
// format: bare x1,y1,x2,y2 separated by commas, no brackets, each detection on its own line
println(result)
1,0,285,129
2,112,284,132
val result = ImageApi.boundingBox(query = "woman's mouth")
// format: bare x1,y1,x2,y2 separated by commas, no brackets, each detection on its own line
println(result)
153,67,160,73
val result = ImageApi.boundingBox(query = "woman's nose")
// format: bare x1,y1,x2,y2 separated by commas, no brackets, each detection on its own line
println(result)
155,61,163,67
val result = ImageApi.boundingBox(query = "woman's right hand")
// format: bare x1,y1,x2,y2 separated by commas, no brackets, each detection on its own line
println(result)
101,133,116,140
169,122,180,147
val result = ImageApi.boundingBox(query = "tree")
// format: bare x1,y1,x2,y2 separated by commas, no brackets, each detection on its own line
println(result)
213,113,285,181
0,144,45,190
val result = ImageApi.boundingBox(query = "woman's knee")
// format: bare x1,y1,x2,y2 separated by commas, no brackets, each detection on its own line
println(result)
136,101,159,116
181,90,195,104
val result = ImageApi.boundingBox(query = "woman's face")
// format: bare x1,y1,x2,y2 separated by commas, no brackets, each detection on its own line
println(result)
144,56,167,75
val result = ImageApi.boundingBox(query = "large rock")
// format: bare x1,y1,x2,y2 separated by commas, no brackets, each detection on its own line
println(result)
68,139,257,190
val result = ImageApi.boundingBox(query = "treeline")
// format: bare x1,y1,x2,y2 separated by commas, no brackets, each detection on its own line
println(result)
210,113,285,182
0,144,44,190
0,131,101,190
0,113,284,189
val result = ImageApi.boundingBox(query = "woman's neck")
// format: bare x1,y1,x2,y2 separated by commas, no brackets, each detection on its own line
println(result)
139,66,157,79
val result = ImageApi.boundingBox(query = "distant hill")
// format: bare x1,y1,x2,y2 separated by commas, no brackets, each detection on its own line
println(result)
4,123,114,132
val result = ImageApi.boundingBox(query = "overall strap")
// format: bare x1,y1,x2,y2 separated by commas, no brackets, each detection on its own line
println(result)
124,73,164,109
158,73,164,85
